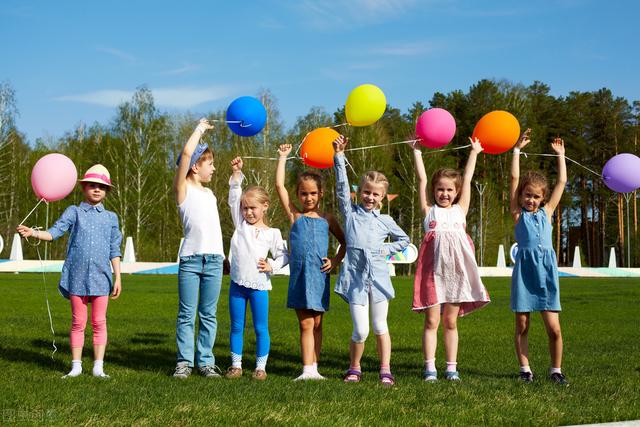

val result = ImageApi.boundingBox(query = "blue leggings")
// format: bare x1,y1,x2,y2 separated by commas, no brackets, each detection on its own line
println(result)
229,281,270,358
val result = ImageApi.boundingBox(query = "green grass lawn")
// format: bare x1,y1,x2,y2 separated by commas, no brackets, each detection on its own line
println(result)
1,274,639,426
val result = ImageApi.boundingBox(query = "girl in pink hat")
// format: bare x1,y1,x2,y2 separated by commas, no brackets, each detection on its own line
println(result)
17,164,122,378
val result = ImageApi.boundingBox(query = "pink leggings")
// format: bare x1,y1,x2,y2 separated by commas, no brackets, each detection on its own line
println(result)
70,295,109,348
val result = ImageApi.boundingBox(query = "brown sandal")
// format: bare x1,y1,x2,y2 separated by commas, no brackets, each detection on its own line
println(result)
252,369,267,381
225,367,243,379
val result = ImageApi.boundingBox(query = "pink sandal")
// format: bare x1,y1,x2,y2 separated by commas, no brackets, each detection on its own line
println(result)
379,372,395,387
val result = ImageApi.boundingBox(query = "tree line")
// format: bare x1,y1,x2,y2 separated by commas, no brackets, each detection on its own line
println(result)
0,79,638,270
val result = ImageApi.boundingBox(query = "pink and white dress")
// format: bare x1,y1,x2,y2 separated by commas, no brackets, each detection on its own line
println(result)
412,204,490,316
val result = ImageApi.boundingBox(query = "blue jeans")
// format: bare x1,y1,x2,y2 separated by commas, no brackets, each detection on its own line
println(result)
229,281,270,358
176,254,223,367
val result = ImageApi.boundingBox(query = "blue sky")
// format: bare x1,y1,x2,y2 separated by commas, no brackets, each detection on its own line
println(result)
1,0,638,142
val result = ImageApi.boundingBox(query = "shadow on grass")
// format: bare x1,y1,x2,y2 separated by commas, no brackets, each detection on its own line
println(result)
0,342,67,372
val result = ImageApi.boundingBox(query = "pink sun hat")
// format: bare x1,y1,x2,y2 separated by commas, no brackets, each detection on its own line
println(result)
78,164,114,187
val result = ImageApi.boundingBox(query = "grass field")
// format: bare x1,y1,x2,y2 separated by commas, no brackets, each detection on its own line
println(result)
1,274,639,426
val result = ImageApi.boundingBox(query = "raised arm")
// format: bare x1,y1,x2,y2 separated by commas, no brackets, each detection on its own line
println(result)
174,119,214,204
275,144,298,224
332,135,352,220
411,143,431,215
544,138,567,218
510,129,531,222
228,157,244,228
458,138,483,215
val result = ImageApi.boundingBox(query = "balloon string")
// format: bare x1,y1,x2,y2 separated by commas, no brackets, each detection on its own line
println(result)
345,139,419,152
35,243,57,360
19,198,46,226
242,156,298,161
332,123,349,128
210,119,252,128
521,152,602,177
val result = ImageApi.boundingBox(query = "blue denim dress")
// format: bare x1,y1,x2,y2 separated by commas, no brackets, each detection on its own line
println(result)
48,202,122,299
333,154,410,305
511,208,561,312
287,216,331,312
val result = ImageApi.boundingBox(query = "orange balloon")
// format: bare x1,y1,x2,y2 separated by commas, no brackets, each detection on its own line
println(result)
472,111,520,155
300,127,339,169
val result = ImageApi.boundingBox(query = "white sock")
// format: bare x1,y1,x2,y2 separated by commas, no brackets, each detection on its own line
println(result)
425,359,436,372
446,361,457,373
520,365,532,373
231,353,242,369
93,360,106,377
549,367,562,375
65,360,82,377
256,355,268,371
303,364,314,375
312,362,319,375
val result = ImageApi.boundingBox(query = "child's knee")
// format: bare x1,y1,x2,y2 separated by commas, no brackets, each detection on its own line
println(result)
352,325,369,343
299,317,315,332
442,317,458,331
372,319,388,336
547,325,562,341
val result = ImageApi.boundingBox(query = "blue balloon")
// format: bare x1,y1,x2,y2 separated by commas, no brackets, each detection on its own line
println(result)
226,96,267,137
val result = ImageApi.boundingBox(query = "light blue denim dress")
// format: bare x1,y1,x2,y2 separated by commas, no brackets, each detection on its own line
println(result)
48,202,122,299
511,208,561,312
287,216,331,312
333,154,410,305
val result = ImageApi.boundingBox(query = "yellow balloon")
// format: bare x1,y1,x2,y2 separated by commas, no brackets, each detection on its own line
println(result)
345,84,386,127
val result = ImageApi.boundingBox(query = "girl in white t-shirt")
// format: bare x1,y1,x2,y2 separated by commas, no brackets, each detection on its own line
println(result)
224,156,288,380
173,119,225,379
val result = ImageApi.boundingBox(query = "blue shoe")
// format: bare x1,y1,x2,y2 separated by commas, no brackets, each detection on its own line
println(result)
445,371,460,381
423,370,437,382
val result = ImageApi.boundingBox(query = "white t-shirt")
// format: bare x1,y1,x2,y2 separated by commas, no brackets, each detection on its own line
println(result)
178,184,224,257
228,174,288,290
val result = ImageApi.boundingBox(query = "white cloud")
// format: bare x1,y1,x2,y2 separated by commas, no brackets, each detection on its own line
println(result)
371,41,442,56
295,0,423,28
161,63,200,75
55,85,237,108
96,47,136,62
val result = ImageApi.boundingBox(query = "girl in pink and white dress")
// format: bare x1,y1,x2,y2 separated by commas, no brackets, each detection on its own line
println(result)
410,138,490,382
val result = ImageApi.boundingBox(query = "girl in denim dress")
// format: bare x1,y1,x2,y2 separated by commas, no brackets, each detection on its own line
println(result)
17,164,122,378
510,131,568,385
276,144,346,381
332,135,410,386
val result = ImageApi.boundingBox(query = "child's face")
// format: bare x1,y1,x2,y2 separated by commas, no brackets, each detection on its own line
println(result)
82,182,108,205
434,178,458,208
520,184,544,212
241,195,268,225
297,179,322,212
359,182,385,211
193,158,215,183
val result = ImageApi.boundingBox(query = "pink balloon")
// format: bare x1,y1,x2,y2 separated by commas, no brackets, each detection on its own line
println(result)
415,108,456,148
31,153,78,202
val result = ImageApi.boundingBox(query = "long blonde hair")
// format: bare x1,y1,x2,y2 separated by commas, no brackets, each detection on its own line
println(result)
359,170,389,210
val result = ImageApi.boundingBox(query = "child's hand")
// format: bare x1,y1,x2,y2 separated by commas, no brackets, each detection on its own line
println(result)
515,128,532,149
111,277,121,299
257,258,273,273
468,137,484,153
332,135,347,153
16,225,34,238
231,156,243,171
551,137,565,155
320,257,333,273
278,144,292,157
196,118,214,133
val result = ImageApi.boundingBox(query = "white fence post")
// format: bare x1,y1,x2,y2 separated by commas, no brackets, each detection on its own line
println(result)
496,244,506,268
608,247,617,269
123,236,136,263
572,246,582,268
10,233,23,261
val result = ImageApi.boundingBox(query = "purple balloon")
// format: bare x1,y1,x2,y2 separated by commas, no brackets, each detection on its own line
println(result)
602,153,640,193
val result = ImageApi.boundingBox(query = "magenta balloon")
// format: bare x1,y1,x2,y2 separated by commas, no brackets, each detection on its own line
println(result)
415,108,456,149
31,153,78,202
601,153,640,193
